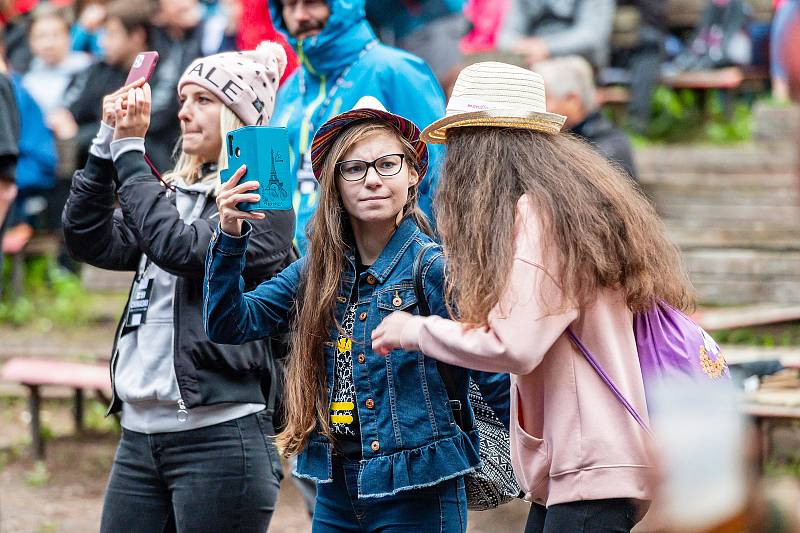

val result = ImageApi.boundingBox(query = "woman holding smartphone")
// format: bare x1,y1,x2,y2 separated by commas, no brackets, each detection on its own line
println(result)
204,97,509,532
61,43,294,532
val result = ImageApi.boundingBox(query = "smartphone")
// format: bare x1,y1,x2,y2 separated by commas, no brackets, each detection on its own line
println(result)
220,126,293,211
125,51,160,85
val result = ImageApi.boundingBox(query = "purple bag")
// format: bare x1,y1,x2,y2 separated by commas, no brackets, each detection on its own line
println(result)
567,301,729,436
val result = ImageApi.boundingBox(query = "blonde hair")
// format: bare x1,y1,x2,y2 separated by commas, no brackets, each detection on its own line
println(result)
162,104,244,187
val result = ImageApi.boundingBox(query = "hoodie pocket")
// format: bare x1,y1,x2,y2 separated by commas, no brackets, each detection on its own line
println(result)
510,383,550,501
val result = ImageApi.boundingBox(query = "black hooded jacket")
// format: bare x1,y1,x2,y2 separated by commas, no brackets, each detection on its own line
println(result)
62,151,295,414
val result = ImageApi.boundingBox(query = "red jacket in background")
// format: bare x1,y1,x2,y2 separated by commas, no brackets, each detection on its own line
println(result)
237,0,298,84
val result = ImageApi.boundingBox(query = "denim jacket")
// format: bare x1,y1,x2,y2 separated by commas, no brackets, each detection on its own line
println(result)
203,216,510,498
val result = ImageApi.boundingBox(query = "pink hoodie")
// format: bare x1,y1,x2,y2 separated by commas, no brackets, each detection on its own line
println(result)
401,195,653,507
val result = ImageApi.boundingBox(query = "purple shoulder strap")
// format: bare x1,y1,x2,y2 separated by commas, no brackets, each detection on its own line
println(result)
566,328,653,438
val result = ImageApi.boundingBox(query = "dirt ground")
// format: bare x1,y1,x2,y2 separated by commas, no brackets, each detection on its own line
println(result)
0,400,528,533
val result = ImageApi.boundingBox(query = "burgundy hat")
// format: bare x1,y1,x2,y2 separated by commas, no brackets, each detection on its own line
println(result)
310,96,429,181
178,41,286,126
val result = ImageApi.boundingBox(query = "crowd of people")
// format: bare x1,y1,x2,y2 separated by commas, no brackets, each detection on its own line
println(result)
1,0,800,532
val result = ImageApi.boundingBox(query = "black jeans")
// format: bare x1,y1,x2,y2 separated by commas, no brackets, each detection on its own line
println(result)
100,410,283,533
525,499,639,533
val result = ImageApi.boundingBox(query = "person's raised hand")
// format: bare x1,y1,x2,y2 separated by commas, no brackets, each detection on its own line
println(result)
101,78,146,128
216,164,265,237
113,83,151,140
371,311,417,355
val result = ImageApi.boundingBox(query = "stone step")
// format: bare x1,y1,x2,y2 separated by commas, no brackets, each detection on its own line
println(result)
650,190,800,208
635,144,798,174
683,249,800,277
640,172,798,190
721,345,800,366
657,203,800,224
696,304,800,331
691,277,800,305
665,225,800,249
80,265,132,293
681,248,800,305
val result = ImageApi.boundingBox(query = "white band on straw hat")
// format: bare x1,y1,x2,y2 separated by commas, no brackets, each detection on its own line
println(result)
421,62,567,144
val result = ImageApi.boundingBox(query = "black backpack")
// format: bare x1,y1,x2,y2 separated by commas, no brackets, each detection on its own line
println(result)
413,243,520,510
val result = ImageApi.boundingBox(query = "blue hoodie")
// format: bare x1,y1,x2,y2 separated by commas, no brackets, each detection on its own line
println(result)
269,0,446,254
10,74,57,192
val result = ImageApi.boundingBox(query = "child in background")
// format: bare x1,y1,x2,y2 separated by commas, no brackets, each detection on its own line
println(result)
52,0,152,169
22,4,90,114
71,0,107,56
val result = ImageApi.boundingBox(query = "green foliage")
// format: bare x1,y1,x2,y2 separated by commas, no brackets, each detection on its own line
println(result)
630,87,753,145
36,522,58,533
764,457,800,478
25,460,50,487
0,256,90,328
84,400,120,435
711,323,800,347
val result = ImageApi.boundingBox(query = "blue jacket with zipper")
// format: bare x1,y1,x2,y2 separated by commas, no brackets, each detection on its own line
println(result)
269,0,446,254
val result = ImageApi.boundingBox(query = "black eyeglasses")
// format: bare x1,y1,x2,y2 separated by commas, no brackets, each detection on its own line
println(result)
336,154,406,182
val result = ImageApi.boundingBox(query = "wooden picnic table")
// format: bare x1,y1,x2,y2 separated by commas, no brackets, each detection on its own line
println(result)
1,358,111,459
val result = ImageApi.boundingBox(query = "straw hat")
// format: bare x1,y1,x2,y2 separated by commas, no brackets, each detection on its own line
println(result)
421,62,567,144
311,96,429,181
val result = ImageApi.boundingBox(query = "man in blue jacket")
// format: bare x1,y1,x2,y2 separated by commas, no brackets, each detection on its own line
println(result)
269,0,446,254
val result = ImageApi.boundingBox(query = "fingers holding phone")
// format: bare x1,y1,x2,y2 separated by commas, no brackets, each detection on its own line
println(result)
113,83,152,140
102,78,146,127
217,165,267,237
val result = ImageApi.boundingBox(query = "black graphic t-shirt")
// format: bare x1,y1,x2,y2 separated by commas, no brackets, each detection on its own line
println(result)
329,259,369,457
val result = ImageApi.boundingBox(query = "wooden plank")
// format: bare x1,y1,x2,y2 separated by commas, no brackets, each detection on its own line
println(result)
694,305,800,331
721,345,800,365
743,403,800,418
0,358,110,391
662,67,745,90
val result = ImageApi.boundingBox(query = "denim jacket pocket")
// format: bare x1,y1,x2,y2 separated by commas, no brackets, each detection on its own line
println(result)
375,286,417,313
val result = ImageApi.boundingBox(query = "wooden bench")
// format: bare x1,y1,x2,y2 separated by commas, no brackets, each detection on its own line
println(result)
743,385,800,470
0,357,111,459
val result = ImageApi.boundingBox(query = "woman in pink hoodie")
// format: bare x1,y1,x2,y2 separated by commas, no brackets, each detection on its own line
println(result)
372,62,695,533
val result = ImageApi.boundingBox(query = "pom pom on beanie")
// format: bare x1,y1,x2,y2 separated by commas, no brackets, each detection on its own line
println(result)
178,41,287,126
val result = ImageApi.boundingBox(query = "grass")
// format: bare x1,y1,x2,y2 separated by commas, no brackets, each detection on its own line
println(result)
711,322,800,348
0,256,125,330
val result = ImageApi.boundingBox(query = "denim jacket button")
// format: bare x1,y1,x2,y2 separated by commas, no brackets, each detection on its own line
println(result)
370,440,380,452
366,275,377,285
392,296,403,307
365,398,375,409
357,353,366,364
336,296,347,303
359,312,367,321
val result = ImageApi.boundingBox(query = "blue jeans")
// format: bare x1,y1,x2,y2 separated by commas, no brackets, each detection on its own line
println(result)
312,456,467,532
100,411,282,533
525,499,639,533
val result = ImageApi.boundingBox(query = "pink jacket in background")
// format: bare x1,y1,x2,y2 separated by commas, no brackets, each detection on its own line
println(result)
460,0,510,53
401,195,653,507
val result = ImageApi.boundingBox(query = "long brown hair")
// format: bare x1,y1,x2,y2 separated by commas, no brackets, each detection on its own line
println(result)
436,127,694,328
276,121,430,457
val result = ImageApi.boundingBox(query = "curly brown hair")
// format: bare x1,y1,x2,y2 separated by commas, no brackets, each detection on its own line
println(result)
435,127,694,328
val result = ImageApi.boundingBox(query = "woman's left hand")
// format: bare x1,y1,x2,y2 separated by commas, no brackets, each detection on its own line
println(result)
113,83,151,140
372,311,417,355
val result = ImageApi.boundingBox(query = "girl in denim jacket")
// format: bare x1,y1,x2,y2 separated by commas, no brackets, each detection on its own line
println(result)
203,97,509,532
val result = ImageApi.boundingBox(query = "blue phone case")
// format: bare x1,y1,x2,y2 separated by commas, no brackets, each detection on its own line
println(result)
219,126,293,211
